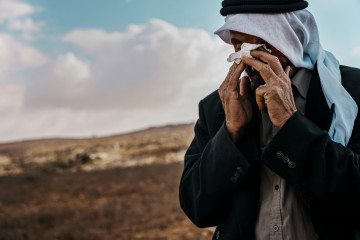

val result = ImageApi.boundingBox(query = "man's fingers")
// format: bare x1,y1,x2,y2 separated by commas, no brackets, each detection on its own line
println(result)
250,50,284,76
255,85,270,111
241,57,275,84
226,63,236,79
250,51,294,88
219,62,238,97
228,62,246,91
284,65,291,76
220,63,240,92
283,65,292,88
240,76,251,96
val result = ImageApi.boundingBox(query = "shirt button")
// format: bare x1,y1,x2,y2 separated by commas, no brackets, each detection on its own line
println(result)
273,225,279,232
288,161,296,168
282,156,290,164
276,151,284,159
274,185,280,191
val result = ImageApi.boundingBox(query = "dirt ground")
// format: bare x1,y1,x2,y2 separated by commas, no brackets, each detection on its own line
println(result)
0,162,215,240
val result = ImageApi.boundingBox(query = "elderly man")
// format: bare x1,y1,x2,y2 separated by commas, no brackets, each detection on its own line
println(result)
179,0,360,239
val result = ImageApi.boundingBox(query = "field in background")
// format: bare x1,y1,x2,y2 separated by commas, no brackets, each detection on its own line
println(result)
0,123,215,240
0,123,196,176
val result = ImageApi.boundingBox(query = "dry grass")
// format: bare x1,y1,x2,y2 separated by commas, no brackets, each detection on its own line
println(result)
0,123,215,239
0,162,215,240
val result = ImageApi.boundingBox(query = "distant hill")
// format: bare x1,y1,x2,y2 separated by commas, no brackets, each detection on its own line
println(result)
0,122,195,176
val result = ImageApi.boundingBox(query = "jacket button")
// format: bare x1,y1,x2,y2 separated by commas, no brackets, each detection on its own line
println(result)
276,151,284,159
282,156,290,164
273,225,279,232
231,176,238,182
236,166,244,172
216,230,220,239
288,161,296,168
234,170,243,177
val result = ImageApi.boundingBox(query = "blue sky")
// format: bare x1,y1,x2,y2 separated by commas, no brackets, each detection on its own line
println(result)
0,0,359,142
19,0,225,55
10,0,360,65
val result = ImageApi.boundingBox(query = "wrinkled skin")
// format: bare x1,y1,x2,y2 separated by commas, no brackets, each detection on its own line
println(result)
218,31,298,144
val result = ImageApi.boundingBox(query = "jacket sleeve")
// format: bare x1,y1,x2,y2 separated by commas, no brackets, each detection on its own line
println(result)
262,110,360,219
179,99,258,228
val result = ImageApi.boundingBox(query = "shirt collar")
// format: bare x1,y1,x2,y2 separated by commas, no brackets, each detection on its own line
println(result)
291,68,312,99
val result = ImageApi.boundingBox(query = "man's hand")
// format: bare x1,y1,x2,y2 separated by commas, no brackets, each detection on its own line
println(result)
242,50,297,128
218,62,253,144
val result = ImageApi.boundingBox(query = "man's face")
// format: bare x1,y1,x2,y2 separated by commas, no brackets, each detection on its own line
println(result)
229,30,294,87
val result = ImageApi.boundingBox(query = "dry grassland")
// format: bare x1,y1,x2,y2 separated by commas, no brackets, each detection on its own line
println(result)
0,123,215,240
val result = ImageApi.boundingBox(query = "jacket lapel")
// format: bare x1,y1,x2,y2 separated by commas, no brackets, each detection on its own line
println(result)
305,63,334,131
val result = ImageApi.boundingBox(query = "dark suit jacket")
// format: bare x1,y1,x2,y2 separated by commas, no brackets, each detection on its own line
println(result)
179,65,360,240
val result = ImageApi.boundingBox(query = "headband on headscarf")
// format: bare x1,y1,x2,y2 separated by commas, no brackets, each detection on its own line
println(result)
214,9,358,146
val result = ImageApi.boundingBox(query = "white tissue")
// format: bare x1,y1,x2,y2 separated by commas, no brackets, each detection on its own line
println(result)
227,43,272,64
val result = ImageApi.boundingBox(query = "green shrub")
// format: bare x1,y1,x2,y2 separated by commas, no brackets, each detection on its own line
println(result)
42,159,71,173
76,153,92,164
51,159,70,169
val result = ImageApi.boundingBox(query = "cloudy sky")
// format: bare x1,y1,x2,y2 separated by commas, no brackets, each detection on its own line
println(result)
0,0,359,143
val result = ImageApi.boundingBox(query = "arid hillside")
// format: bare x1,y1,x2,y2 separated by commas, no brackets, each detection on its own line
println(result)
0,123,195,176
0,123,216,240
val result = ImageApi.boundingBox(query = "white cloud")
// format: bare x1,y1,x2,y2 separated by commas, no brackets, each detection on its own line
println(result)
351,47,360,56
7,17,42,32
2,19,233,142
24,52,93,109
0,0,35,24
0,33,46,119
53,52,91,82
7,17,44,40
0,83,25,114
0,34,47,78
0,0,43,40
24,18,232,111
